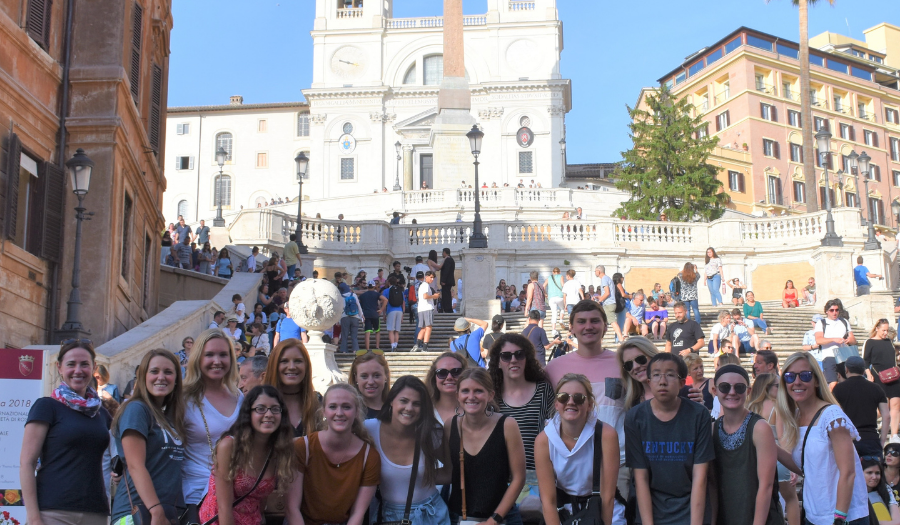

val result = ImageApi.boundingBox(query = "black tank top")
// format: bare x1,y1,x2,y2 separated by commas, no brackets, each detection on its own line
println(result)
449,415,511,518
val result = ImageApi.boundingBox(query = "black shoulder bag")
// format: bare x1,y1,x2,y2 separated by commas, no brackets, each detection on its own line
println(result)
556,421,606,525
375,440,421,525
799,405,829,525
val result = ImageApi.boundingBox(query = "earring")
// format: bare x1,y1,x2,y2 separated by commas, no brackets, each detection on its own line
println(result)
485,405,495,417
455,404,463,417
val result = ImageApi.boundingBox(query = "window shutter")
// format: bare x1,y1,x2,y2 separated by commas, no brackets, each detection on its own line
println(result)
40,162,65,263
149,64,162,152
772,106,777,122
189,157,194,170
773,141,780,159
760,103,765,119
875,165,881,182
4,134,22,240
739,172,745,192
874,132,879,148
26,0,52,50
130,3,143,101
800,146,804,163
716,114,722,132
850,126,856,142
725,110,730,127
176,123,183,135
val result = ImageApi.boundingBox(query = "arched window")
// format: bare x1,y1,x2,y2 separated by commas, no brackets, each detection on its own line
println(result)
216,132,233,161
423,55,443,86
177,199,189,219
254,196,268,207
404,64,417,84
214,175,232,207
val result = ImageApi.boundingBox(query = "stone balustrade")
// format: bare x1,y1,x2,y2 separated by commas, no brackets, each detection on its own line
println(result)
385,15,487,29
336,7,363,18
508,1,536,10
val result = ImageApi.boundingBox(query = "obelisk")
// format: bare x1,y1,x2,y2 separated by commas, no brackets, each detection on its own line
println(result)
430,0,476,189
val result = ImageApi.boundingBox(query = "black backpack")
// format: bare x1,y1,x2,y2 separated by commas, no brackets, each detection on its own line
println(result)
388,285,404,308
614,285,626,313
670,276,681,296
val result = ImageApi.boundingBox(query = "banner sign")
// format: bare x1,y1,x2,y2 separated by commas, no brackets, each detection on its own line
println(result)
0,349,47,523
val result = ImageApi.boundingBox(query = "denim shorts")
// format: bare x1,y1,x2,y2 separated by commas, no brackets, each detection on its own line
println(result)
529,307,546,319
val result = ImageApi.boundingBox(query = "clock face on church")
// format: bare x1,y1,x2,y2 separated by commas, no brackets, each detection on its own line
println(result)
330,46,368,80
516,127,534,148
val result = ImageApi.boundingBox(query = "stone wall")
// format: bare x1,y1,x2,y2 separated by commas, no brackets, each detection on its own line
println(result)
750,261,816,302
158,265,228,310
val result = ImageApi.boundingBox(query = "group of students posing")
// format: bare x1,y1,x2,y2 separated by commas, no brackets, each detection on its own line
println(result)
20,299,889,525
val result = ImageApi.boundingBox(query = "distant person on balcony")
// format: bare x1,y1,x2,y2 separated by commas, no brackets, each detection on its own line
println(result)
702,247,726,306
576,207,584,220
855,256,883,296
421,181,428,190
658,212,668,221
491,182,498,188
481,182,488,188
389,211,406,225
518,179,525,188
802,277,817,306
782,280,800,308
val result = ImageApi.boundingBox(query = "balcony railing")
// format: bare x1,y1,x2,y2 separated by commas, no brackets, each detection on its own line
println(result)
509,1,536,10
810,99,828,110
386,15,487,29
336,7,363,18
755,83,777,96
859,112,876,122
714,91,729,105
783,91,799,102
834,105,853,116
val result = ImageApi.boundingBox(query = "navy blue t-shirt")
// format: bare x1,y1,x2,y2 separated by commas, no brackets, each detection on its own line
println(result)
26,398,112,513
359,290,382,318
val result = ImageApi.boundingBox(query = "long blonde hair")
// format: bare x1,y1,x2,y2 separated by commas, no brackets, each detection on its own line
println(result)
775,352,838,450
617,336,658,410
316,383,373,444
746,373,778,416
183,329,241,405
113,349,186,440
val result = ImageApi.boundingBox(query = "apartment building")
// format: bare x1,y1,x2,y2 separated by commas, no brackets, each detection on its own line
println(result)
650,24,900,222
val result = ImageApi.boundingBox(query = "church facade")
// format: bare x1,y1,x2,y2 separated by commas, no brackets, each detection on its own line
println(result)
162,0,571,222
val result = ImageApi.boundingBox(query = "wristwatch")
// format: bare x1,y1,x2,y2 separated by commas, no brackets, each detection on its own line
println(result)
833,518,847,525
491,513,505,524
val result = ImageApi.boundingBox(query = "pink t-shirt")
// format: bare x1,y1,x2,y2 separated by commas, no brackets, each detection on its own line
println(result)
545,349,626,463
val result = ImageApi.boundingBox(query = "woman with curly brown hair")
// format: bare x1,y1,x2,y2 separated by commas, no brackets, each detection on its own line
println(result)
199,386,296,525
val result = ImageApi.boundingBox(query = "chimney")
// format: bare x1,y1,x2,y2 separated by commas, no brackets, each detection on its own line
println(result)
230,95,244,105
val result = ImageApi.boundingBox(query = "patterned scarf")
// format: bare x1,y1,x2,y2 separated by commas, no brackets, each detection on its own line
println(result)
51,382,102,417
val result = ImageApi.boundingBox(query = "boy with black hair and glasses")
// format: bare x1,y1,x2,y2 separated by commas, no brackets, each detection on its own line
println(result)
625,353,714,525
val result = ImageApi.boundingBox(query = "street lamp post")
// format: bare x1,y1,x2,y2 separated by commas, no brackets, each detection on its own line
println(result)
294,152,309,254
848,151,862,218
815,130,843,247
56,148,94,341
213,147,226,227
559,138,567,185
892,199,900,229
856,151,881,250
466,125,488,248
393,141,402,191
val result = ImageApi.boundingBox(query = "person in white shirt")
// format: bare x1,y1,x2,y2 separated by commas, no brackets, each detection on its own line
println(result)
246,246,259,273
561,269,584,315
411,256,430,280
708,310,735,354
814,299,856,388
221,317,243,343
414,271,440,352
208,311,225,329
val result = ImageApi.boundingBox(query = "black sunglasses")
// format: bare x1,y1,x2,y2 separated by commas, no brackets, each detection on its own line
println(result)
435,368,463,380
556,392,587,405
784,370,814,384
499,350,526,362
623,354,649,372
716,382,748,395
886,450,900,457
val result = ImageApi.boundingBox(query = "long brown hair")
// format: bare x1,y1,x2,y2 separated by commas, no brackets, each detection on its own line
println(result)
487,333,549,400
456,368,499,412
425,352,468,402
705,247,718,264
378,376,442,486
217,385,296,493
264,339,319,436
681,263,696,283
184,329,241,405
113,349,186,440
349,352,391,404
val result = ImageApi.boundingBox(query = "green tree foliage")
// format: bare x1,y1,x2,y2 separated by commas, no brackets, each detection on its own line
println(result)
613,85,727,222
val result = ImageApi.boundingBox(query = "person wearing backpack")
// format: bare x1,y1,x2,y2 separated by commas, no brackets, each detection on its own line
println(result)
451,317,489,367
382,276,405,351
546,268,567,331
814,298,857,389
339,282,364,354
669,274,682,302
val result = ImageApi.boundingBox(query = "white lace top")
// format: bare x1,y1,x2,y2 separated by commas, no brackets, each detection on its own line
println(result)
790,405,869,525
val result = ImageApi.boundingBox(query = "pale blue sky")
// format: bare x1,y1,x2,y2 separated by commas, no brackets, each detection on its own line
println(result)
167,0,898,163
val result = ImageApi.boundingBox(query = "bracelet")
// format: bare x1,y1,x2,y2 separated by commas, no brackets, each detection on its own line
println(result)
147,503,162,511
834,510,847,518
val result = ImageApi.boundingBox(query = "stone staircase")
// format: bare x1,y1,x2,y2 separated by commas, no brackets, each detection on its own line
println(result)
334,300,867,380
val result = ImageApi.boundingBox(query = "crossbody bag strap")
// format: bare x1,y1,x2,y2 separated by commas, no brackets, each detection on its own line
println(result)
400,440,421,524
197,401,214,459
459,416,468,521
199,448,274,525
592,421,603,495
801,405,829,475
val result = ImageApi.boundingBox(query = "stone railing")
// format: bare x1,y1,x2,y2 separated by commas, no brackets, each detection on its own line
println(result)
336,7,363,18
386,15,487,29
508,1,536,10
615,222,696,245
404,187,574,208
740,214,823,241
507,222,599,243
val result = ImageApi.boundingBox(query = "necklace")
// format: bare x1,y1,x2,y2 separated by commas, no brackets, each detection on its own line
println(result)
560,424,581,442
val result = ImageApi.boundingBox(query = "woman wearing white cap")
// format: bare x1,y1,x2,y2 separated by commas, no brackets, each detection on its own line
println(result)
450,317,489,367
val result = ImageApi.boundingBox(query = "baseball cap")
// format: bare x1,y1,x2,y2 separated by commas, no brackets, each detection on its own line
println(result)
338,282,351,295
811,314,824,322
416,271,424,279
415,256,423,262
368,280,377,287
454,318,471,332
844,356,866,373
491,314,505,326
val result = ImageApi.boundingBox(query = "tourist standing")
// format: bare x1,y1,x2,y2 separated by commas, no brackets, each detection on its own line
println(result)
703,247,726,306
414,272,440,352
283,234,302,280
182,330,243,514
680,353,713,410
594,265,623,341
677,263,702,322
383,276,405,351
350,351,390,419
94,364,121,402
440,248,456,314
21,341,113,525
864,319,900,441
161,230,173,264
524,271,547,329
833,356,890,458
451,317,489,367
855,256,883,296
238,356,268,395
814,298,856,388
546,268,566,331
617,336,658,411
561,270,584,316
340,284,364,354
216,248,233,279
522,310,559,366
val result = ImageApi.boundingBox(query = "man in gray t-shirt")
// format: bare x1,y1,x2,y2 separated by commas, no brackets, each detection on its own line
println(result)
595,265,621,340
194,220,210,245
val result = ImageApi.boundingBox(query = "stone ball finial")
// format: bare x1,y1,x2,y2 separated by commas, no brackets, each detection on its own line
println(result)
288,279,343,332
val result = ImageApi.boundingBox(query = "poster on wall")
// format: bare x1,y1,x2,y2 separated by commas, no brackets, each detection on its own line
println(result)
0,349,46,524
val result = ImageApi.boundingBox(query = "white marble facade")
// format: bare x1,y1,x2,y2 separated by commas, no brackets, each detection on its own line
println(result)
163,0,571,224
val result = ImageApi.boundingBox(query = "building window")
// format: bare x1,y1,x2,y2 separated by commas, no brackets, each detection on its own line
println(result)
696,124,708,139
809,89,819,105
755,74,765,91
845,192,858,207
423,55,444,86
763,139,779,158
788,110,801,127
175,156,194,170
256,152,268,168
258,120,268,133
869,197,885,225
176,123,190,135
858,103,869,120
832,95,844,113
214,175,232,206
216,132,233,161
519,151,534,174
793,181,806,203
767,176,783,205
790,143,802,163
840,123,852,140
342,122,354,135
887,108,899,125
121,192,133,279
783,82,793,99
403,64,416,84
814,117,828,131
893,170,900,187
760,103,777,121
177,199,189,218
891,138,900,162
842,155,857,174
25,0,53,49
297,114,310,136
340,158,355,180
715,111,730,131
129,2,143,101
728,171,745,192
865,130,875,146
819,187,836,208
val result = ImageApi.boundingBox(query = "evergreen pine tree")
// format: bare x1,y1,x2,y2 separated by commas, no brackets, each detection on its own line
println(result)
613,85,727,222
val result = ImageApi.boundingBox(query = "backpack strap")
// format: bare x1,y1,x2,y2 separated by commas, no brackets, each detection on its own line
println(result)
592,420,603,495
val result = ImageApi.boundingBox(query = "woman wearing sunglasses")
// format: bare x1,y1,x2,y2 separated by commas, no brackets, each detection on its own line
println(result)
774,352,868,525
883,443,900,503
425,352,468,425
616,337,658,411
534,373,621,525
349,350,391,419
710,364,783,525
861,456,900,524
488,333,555,472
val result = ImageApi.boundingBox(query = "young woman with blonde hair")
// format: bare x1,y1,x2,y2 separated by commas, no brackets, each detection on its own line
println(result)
181,329,243,511
775,352,868,525
349,351,391,419
616,336,658,411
